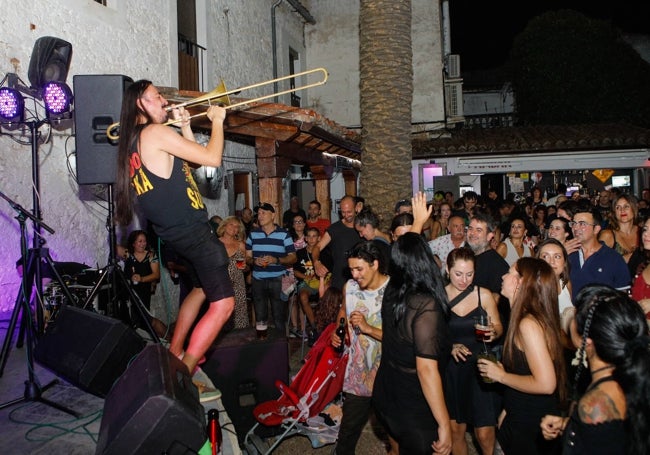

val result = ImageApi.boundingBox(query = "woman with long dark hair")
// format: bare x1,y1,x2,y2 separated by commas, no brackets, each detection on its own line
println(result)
444,247,503,455
536,238,573,335
373,232,452,454
113,80,234,392
541,285,650,454
598,194,639,263
478,257,566,455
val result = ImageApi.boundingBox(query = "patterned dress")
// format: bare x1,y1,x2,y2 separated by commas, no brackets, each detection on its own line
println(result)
227,249,249,328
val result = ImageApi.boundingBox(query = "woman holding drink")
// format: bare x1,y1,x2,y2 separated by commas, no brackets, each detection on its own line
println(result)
444,247,503,455
478,257,566,455
217,217,249,328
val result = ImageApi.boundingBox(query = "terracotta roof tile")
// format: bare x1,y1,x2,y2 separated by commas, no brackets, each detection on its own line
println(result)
412,123,650,158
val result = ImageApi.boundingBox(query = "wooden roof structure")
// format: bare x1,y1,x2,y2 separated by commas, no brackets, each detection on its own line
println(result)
163,88,362,167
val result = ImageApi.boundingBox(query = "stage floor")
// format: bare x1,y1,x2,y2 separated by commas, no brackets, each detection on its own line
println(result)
0,310,473,454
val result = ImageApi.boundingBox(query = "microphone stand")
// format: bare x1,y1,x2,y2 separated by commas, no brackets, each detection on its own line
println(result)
0,186,79,416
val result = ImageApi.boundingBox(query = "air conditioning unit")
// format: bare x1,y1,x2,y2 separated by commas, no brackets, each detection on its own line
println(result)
447,54,461,79
445,82,463,118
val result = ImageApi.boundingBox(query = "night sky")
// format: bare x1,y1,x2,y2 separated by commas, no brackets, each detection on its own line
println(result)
449,2,650,70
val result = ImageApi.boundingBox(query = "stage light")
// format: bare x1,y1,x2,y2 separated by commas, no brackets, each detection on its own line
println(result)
0,87,24,128
42,81,72,121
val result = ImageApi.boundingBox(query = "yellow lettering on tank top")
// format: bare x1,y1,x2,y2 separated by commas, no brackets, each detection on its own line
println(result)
187,187,205,210
132,168,153,195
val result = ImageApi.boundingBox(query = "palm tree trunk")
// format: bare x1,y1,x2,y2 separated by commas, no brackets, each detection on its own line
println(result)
359,0,413,228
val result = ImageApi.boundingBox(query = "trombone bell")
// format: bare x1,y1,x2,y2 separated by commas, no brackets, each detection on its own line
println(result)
166,79,231,112
212,80,231,106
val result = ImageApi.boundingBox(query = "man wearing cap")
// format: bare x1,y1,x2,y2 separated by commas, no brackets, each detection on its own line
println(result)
246,203,297,336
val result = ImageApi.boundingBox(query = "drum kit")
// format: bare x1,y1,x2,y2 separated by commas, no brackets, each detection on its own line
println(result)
42,264,108,325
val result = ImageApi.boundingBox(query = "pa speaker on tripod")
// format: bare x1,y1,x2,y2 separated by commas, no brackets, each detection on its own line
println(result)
28,36,72,89
73,74,133,185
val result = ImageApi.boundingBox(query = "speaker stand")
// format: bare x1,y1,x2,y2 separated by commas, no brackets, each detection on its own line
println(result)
0,189,79,417
81,184,161,344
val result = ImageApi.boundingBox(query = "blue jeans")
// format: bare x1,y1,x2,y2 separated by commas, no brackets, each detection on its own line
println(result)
251,276,285,333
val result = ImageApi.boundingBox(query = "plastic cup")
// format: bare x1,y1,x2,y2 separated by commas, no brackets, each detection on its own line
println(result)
477,351,497,383
474,314,491,342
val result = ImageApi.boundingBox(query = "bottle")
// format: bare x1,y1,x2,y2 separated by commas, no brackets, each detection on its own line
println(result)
207,408,221,454
335,318,346,353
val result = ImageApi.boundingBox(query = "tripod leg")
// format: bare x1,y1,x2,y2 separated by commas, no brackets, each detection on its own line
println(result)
0,255,80,416
115,266,161,344
0,288,27,377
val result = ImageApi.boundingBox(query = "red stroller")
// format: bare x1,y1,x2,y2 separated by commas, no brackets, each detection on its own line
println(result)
244,323,348,454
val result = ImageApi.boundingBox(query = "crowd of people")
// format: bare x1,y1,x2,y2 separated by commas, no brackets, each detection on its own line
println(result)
112,78,649,453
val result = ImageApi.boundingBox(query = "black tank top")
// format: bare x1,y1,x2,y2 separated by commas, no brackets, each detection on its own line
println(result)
129,127,207,237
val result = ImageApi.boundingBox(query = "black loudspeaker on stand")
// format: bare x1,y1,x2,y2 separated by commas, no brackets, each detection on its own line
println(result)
28,36,72,89
73,74,133,185
96,344,206,455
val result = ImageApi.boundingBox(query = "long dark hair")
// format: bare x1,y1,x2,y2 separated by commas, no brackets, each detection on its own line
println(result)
574,285,650,455
504,257,566,403
127,229,150,252
387,232,449,322
288,213,306,242
114,80,155,226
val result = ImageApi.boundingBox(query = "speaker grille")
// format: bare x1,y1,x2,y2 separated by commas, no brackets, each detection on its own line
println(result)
28,36,72,89
73,74,133,185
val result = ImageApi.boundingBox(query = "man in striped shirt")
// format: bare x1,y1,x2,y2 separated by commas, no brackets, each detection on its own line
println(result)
246,203,297,337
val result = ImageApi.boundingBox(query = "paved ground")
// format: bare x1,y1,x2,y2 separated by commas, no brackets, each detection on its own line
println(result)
0,310,481,454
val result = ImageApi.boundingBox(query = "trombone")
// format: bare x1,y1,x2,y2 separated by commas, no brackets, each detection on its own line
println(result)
106,67,328,141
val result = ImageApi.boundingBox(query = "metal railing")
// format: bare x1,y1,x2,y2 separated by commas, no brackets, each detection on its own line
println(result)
178,34,206,92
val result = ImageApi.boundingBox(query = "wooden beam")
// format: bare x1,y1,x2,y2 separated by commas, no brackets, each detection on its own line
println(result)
343,169,358,196
257,177,283,223
255,137,291,178
311,165,333,221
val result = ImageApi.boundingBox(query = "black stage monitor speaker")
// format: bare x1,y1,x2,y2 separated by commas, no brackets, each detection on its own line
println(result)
28,36,72,89
202,328,289,444
95,344,206,455
73,74,133,185
34,305,145,397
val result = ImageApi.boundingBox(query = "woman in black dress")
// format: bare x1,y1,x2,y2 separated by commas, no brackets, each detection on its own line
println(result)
124,229,166,337
444,247,503,455
541,285,650,455
373,232,452,455
478,257,566,455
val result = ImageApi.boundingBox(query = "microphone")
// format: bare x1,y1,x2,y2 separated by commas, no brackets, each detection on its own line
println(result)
207,409,221,455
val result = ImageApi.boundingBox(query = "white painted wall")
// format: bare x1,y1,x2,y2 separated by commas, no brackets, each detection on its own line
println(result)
304,0,446,130
0,0,175,313
0,0,305,319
